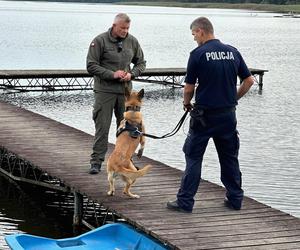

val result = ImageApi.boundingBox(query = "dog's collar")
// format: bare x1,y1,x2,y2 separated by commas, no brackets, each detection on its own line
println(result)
126,106,141,112
116,120,142,138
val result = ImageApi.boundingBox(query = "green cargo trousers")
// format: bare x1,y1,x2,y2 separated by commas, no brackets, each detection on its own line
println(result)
90,91,125,165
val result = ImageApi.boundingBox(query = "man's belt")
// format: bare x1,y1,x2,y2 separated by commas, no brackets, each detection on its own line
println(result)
194,106,236,115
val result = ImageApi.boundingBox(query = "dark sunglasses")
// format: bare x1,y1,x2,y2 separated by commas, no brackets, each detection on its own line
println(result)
117,41,123,53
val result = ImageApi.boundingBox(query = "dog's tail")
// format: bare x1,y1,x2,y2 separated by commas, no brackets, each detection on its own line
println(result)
120,165,152,180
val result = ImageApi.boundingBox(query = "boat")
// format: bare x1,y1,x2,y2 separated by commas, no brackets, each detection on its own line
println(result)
5,223,169,250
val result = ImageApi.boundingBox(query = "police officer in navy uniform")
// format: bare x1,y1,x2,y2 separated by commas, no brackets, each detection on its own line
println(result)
167,17,254,213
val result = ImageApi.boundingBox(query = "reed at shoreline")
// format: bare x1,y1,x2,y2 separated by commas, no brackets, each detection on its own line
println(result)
115,2,300,14
7,0,300,14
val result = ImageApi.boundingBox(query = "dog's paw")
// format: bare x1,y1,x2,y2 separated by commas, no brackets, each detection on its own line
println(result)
137,148,144,158
131,194,140,199
128,193,140,199
107,190,115,196
123,191,140,199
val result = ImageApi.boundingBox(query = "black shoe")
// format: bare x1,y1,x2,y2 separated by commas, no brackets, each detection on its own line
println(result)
166,200,192,213
89,163,101,174
224,197,241,210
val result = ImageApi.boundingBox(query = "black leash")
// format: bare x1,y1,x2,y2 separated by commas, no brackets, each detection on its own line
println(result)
141,111,189,139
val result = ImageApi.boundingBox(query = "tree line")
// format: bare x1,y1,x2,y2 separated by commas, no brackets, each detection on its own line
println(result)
122,0,300,4
93,0,299,4
178,0,299,4
17,0,300,4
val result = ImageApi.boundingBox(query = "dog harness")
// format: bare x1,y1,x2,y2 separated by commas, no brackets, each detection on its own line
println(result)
126,106,141,112
116,121,142,138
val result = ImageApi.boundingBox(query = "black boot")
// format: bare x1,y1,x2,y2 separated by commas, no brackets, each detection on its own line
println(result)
89,163,102,174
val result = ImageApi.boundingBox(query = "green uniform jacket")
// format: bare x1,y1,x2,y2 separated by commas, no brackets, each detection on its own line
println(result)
86,28,146,94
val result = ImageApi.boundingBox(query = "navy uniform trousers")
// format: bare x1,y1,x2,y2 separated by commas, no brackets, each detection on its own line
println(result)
177,109,244,212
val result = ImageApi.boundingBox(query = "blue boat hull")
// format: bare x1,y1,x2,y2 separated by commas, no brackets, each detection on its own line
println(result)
5,223,168,250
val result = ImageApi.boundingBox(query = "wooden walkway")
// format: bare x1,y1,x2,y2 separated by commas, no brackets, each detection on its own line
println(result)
0,100,299,250
0,68,268,92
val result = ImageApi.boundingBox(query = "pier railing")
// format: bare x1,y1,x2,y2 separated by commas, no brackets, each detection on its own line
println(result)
0,68,267,92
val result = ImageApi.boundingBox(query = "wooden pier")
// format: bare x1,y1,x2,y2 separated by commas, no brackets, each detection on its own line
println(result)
1,100,299,250
0,68,267,92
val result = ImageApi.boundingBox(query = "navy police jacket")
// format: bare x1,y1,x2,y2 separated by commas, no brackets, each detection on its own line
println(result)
185,39,251,109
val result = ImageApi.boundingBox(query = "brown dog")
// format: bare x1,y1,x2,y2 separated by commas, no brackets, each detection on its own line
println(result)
106,88,151,198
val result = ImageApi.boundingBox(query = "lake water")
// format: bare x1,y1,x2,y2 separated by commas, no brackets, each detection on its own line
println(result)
0,1,300,248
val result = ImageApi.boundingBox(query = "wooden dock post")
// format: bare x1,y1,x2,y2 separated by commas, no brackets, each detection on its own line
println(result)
73,191,83,227
258,72,264,91
249,68,268,91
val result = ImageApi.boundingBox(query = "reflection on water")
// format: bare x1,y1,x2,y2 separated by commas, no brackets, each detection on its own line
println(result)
0,174,74,249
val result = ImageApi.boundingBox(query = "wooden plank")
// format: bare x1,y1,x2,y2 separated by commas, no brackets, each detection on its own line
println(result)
176,236,300,250
0,100,298,250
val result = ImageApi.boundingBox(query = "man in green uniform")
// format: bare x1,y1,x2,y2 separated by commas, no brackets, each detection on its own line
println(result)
86,13,146,174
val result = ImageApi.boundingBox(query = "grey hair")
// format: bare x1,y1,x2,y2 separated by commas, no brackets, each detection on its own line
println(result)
190,17,214,34
114,13,131,23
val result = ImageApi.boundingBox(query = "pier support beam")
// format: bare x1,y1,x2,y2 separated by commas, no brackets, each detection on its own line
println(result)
258,73,264,91
73,191,83,227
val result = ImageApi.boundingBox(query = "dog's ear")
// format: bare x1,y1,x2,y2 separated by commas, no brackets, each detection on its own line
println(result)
125,87,131,99
138,89,144,100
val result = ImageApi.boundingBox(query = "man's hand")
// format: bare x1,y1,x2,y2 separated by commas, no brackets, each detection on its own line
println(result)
183,102,193,112
183,83,195,112
114,71,132,82
113,70,127,79
120,72,132,82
